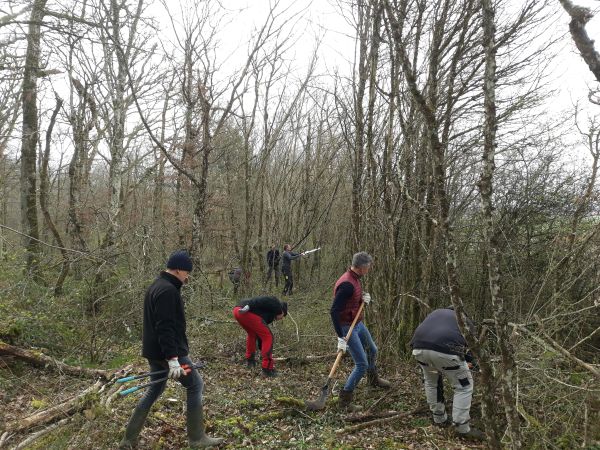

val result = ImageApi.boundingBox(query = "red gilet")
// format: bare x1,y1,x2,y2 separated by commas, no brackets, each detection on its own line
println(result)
333,269,364,325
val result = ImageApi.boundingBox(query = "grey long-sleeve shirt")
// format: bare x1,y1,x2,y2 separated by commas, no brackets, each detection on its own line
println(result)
281,250,301,272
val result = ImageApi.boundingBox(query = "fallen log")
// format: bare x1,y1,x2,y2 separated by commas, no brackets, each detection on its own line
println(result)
13,417,71,450
0,342,111,380
3,380,103,434
345,410,401,423
0,431,11,448
273,353,337,363
337,407,426,433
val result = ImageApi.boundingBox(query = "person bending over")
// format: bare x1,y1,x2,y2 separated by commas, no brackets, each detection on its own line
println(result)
233,295,287,378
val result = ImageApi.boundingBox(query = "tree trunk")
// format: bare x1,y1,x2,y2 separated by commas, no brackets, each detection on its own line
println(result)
383,1,503,445
479,0,522,446
19,0,47,277
351,0,371,250
39,95,70,296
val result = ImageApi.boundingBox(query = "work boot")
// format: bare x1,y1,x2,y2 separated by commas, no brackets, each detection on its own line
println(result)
367,368,391,388
246,355,256,369
188,404,224,448
338,389,362,413
432,412,449,427
455,426,485,441
118,406,150,449
261,368,278,378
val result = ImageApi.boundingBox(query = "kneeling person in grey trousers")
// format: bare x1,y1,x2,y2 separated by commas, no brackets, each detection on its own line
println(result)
119,250,223,449
411,308,484,441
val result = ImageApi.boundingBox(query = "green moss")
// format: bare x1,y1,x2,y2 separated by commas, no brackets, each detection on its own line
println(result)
517,403,542,428
215,415,255,430
255,411,285,422
556,433,577,449
410,417,429,427
238,398,264,410
569,372,586,386
30,398,48,409
274,396,305,408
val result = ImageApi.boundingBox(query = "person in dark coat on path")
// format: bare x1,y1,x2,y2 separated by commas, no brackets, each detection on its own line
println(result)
281,244,303,295
232,295,288,378
119,250,223,449
265,244,281,287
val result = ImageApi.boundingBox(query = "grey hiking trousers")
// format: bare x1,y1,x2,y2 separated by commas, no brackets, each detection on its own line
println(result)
412,348,473,432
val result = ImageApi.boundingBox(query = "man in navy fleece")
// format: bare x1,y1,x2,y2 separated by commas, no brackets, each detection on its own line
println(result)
330,251,391,411
411,308,484,440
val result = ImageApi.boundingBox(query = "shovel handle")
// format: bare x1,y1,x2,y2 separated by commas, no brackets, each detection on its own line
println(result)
327,302,366,379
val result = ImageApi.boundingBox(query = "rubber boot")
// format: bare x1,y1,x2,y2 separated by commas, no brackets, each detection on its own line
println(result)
432,412,450,427
367,368,391,388
261,368,278,378
338,389,362,412
455,425,485,441
118,406,150,449
188,404,224,448
246,354,256,369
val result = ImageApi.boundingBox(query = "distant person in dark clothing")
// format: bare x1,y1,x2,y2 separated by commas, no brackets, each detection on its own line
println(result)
228,267,243,294
232,296,288,377
281,244,303,295
119,250,222,449
411,308,484,441
265,245,281,287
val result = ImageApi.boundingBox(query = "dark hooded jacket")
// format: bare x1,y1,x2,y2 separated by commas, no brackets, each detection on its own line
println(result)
142,272,189,360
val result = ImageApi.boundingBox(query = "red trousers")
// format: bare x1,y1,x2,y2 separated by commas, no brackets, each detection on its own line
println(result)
233,306,274,370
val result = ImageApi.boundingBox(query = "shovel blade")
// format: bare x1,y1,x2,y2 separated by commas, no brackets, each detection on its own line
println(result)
305,383,330,411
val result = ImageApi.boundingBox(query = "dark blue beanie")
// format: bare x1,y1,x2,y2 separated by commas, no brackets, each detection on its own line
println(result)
167,250,193,272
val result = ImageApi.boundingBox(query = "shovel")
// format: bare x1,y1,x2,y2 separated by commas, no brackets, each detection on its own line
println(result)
305,302,365,411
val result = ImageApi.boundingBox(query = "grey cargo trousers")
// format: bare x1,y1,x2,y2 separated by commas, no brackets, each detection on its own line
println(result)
412,348,473,432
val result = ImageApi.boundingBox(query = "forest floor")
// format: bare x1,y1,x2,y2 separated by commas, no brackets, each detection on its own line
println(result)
0,289,488,449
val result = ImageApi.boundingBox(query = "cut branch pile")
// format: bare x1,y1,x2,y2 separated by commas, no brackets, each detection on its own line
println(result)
0,342,111,380
0,342,125,449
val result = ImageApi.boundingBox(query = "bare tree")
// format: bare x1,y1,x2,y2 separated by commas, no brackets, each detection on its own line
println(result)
479,0,522,445
558,0,600,83
19,0,47,277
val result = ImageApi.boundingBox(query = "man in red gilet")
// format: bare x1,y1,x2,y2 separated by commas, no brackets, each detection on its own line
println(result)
330,251,391,410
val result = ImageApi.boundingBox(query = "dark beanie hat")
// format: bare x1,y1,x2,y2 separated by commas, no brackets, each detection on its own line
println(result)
281,301,288,316
167,250,193,272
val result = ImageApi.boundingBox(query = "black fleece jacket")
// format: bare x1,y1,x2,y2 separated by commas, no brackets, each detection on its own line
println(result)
410,308,475,361
142,272,189,360
238,296,285,325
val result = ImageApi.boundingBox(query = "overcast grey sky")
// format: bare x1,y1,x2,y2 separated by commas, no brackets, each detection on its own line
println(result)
150,0,600,111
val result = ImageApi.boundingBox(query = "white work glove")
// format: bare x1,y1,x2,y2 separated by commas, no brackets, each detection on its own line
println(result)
362,292,371,305
240,305,250,313
337,337,347,353
167,358,186,380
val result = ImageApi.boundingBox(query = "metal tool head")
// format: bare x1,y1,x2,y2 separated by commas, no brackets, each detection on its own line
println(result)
305,384,330,411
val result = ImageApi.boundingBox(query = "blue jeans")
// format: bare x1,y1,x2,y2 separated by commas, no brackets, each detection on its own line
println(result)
341,321,377,391
136,355,203,412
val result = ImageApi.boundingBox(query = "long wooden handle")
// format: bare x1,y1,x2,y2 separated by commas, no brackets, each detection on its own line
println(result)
327,301,366,379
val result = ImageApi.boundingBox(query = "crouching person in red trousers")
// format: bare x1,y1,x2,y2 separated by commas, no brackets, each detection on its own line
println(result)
233,296,287,378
